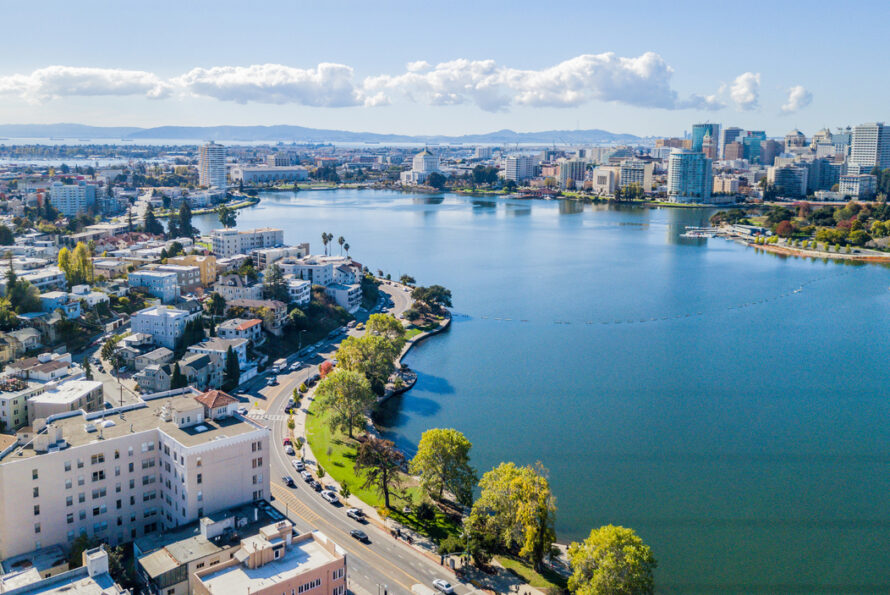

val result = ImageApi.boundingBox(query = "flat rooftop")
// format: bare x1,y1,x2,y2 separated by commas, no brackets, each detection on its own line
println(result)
197,533,340,594
1,393,266,463
29,380,102,406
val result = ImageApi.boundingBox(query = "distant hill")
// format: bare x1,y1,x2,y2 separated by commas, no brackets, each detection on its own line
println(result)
0,123,642,145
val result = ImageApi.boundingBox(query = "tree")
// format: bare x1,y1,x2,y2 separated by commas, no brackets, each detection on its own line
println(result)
567,525,657,595
335,335,399,394
84,360,93,381
366,313,407,351
286,307,308,330
143,205,164,235
775,220,794,238
409,428,477,505
467,462,557,571
223,346,240,390
206,292,226,319
400,274,416,286
427,172,446,189
216,204,238,228
0,225,13,245
354,435,405,508
170,363,187,389
314,369,375,439
319,360,334,379
176,202,195,238
338,235,345,255
263,264,290,302
411,285,453,311
58,246,72,280
343,243,350,257
321,232,333,256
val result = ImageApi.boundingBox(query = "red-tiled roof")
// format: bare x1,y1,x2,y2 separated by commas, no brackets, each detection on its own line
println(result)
235,319,262,331
194,389,238,409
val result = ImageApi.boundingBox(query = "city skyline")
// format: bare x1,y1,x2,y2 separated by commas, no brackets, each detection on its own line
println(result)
1,0,887,137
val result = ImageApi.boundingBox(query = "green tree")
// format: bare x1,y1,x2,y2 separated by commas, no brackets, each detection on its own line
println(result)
343,242,350,257
216,204,238,228
83,360,93,381
223,345,240,390
411,284,453,311
263,264,290,302
335,335,399,394
338,235,345,255
286,307,308,330
409,428,477,505
5,267,40,313
72,242,93,283
314,369,375,438
399,274,416,286
170,363,187,389
427,172,446,189
354,435,405,508
206,292,226,319
567,525,657,595
366,313,407,351
176,202,195,238
143,205,164,235
0,225,13,245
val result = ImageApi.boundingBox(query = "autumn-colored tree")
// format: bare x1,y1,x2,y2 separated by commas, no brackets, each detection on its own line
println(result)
775,220,794,238
319,360,334,379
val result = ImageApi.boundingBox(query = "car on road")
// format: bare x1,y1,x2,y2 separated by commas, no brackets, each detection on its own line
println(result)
300,471,313,482
349,529,368,542
289,362,302,371
347,320,357,328
320,490,339,504
282,438,291,446
292,460,305,472
266,376,277,386
346,508,364,521
310,480,322,492
310,374,321,383
282,476,295,487
432,579,454,594
236,406,248,415
284,446,295,456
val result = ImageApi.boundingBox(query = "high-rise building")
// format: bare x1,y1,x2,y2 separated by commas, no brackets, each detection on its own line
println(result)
759,140,783,166
199,141,227,189
557,160,586,188
691,123,720,153
850,122,890,169
742,131,767,163
724,142,744,161
701,130,718,160
767,164,808,197
784,129,807,149
720,127,744,157
211,227,285,258
667,150,712,203
503,156,536,181
49,182,97,216
474,146,493,159
619,160,654,191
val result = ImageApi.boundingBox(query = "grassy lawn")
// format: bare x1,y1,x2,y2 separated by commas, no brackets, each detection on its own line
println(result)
496,555,567,590
305,400,462,543
404,328,423,340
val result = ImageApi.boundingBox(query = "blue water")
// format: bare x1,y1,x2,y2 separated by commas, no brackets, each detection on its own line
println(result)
194,190,890,593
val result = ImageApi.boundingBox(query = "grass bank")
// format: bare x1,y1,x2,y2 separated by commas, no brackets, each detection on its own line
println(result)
496,556,567,590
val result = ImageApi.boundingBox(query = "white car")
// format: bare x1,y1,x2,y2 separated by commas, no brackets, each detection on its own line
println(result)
292,460,305,471
320,490,339,504
284,446,295,456
432,579,454,594
346,508,364,521
236,407,248,416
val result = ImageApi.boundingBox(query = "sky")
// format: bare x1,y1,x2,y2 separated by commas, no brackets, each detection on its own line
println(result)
0,0,886,138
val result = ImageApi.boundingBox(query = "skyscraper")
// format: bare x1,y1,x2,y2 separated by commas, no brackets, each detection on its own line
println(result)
667,150,713,203
742,131,767,163
720,127,744,157
199,141,227,189
850,122,890,169
691,123,721,153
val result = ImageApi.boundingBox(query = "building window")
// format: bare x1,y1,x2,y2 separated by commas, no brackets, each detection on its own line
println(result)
33,505,40,515
64,461,72,472
33,487,38,497
32,469,38,480
66,496,73,507
34,523,40,534
196,473,202,485
67,513,73,524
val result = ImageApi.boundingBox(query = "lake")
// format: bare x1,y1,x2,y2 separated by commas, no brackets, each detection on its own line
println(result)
194,189,890,593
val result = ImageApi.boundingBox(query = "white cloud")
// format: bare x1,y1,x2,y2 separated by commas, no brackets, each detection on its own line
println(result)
0,66,169,103
173,63,363,107
781,85,813,114
362,52,720,112
730,72,760,111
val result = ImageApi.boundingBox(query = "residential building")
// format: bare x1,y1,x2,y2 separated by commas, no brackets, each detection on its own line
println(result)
192,523,346,595
39,292,82,320
93,259,129,280
713,175,741,195
134,353,221,394
134,347,173,372
27,380,103,424
230,166,308,184
619,160,654,191
251,244,309,270
199,142,227,189
213,275,263,301
558,160,586,188
324,283,362,313
217,319,263,344
767,164,809,198
590,166,619,195
224,300,287,336
8,328,41,352
69,285,110,308
154,265,201,294
167,254,218,286
48,182,97,217
850,122,890,169
667,150,713,203
15,267,67,294
474,146,493,159
839,174,878,199
188,338,249,369
286,278,311,306
211,228,284,258
503,156,536,182
0,391,270,559
130,306,200,349
128,270,180,304
691,123,720,153
0,546,127,594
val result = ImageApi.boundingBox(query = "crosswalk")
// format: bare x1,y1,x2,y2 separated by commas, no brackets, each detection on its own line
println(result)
246,411,288,421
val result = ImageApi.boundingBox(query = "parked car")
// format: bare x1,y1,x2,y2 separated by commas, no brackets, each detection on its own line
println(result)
310,374,321,383
350,529,368,542
310,480,322,492
266,376,277,386
292,460,305,472
236,407,248,415
432,579,454,594
284,446,295,456
301,471,313,482
290,362,302,371
282,438,292,446
282,476,295,487
346,508,364,521
320,490,339,504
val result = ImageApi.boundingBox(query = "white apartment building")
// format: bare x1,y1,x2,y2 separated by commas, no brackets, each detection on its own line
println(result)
48,182,97,217
324,283,362,313
230,165,309,183
128,270,180,304
131,306,201,349
286,278,311,306
211,228,284,258
27,380,103,425
503,156,536,182
839,173,878,199
252,244,310,270
0,391,270,559
198,142,227,189
619,160,655,191
213,275,263,302
591,166,619,195
217,318,263,343
850,122,890,169
667,149,713,203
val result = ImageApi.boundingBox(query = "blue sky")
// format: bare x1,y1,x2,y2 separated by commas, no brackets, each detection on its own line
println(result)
0,0,885,137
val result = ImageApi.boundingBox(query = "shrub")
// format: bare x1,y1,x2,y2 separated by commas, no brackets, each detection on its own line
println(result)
317,465,326,478
416,501,435,521
438,534,464,554
341,482,351,498
299,383,307,393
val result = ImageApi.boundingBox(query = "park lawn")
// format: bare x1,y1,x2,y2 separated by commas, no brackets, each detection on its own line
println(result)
305,400,462,543
496,555,567,590
404,328,423,340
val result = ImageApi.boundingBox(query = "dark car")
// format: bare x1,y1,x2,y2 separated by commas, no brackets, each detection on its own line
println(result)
350,529,368,542
281,476,295,487
310,480,322,492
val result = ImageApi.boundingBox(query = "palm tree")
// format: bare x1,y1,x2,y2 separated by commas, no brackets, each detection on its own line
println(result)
321,232,329,256
338,236,345,255
344,243,350,257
